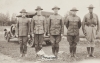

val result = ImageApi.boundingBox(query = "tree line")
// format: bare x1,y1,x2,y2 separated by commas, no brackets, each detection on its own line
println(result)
0,12,17,26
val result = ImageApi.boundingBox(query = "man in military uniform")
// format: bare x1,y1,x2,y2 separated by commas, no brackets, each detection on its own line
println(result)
82,4,99,57
17,9,30,57
65,7,81,57
48,6,64,58
31,6,46,56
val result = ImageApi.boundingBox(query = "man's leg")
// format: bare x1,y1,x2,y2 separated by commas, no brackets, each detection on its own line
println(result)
87,47,90,57
55,43,59,58
23,36,28,57
72,42,77,57
67,35,73,57
90,47,94,57
55,35,61,58
38,34,44,51
69,42,73,57
87,41,91,57
90,41,95,57
52,43,56,56
19,36,24,57
50,35,56,56
73,35,79,58
34,34,39,53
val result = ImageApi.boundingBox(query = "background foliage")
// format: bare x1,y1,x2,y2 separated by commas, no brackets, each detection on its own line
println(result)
0,12,17,26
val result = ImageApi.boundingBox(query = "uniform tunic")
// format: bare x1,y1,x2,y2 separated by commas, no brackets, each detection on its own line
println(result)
65,15,81,45
82,13,99,47
48,14,64,43
17,17,30,36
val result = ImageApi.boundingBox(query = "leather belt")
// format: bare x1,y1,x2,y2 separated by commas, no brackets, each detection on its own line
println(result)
86,24,96,27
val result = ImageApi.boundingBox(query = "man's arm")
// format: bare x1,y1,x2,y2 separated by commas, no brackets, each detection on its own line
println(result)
48,16,51,35
82,16,86,35
64,17,69,29
43,17,46,34
96,15,99,32
78,18,81,29
61,17,64,34
31,17,35,34
28,19,31,35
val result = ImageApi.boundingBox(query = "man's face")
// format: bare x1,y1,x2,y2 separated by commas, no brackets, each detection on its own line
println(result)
21,13,26,17
36,9,42,15
88,8,93,13
53,8,58,14
72,11,77,16
69,11,72,16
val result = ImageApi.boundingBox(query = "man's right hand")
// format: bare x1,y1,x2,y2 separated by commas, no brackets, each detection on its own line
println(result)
48,34,50,36
32,34,34,37
83,30,87,36
16,34,18,37
84,32,87,36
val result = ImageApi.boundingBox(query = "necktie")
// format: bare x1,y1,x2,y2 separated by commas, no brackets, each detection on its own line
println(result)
90,13,93,19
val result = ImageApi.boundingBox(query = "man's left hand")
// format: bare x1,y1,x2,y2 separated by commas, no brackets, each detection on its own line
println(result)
28,35,30,38
44,34,46,37
61,34,63,37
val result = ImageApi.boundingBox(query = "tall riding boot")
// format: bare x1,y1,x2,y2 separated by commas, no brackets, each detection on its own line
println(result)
55,47,59,58
35,46,38,53
90,47,95,57
19,40,24,57
35,45,40,58
70,46,73,57
73,46,77,58
38,45,42,52
52,46,56,56
87,47,90,57
23,45,27,57
20,46,24,57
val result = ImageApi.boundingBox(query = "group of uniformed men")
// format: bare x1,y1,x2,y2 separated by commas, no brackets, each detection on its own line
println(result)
17,4,99,58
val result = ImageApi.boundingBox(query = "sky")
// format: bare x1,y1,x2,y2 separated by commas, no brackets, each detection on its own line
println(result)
0,0,100,19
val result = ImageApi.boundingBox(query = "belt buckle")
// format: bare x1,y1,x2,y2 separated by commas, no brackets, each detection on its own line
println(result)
91,24,95,27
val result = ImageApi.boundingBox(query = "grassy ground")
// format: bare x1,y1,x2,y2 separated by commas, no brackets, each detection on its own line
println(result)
0,26,100,63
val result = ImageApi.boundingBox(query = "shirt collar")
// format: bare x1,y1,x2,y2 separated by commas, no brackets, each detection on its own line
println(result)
54,13,58,15
89,12,93,14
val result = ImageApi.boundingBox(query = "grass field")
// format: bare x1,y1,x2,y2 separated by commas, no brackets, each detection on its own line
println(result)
0,26,100,63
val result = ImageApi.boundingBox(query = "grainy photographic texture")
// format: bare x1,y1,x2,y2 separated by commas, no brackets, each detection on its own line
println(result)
0,0,100,63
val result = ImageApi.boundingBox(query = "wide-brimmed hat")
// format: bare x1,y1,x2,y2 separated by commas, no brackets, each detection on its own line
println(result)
87,4,95,9
35,6,43,11
70,7,78,11
52,6,60,10
20,9,27,13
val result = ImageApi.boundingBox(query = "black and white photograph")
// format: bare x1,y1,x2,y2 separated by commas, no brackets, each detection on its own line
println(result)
0,0,100,63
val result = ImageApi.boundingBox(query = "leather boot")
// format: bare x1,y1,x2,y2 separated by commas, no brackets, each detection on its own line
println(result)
55,47,59,58
73,46,77,58
52,46,56,56
90,47,95,57
87,47,90,57
69,46,73,57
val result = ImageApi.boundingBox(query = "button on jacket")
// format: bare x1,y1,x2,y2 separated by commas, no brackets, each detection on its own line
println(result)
31,15,46,34
17,17,30,36
48,14,64,35
65,15,81,36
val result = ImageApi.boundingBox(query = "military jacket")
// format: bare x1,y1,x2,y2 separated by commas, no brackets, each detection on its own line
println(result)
65,15,81,36
31,15,46,34
48,14,64,35
17,17,30,36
